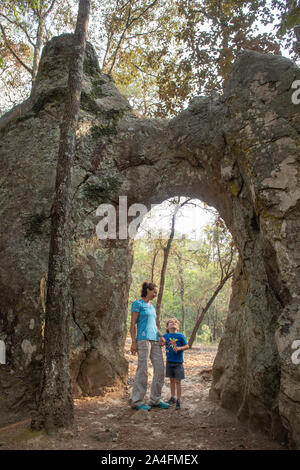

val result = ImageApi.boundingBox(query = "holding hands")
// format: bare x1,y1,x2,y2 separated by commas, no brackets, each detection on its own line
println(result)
131,340,138,355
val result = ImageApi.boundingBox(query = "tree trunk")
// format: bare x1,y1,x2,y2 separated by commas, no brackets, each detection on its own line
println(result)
32,16,45,85
177,252,186,334
31,0,90,434
151,248,158,282
188,270,233,348
213,301,218,342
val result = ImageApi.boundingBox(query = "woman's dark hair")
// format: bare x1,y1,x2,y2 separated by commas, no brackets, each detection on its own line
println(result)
141,281,157,297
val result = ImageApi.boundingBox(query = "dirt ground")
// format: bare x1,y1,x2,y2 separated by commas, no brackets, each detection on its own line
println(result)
0,339,288,451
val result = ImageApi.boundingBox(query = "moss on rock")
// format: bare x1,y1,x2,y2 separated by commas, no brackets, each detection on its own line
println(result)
24,212,49,241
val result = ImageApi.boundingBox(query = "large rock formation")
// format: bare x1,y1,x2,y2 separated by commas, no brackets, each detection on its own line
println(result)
0,34,299,448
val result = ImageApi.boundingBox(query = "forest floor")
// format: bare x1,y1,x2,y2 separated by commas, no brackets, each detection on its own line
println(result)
0,338,288,451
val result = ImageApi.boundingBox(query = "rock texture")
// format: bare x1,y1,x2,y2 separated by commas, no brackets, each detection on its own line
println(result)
0,34,299,448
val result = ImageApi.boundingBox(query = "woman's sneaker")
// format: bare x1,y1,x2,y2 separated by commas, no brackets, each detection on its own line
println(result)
168,397,176,405
176,399,181,410
152,401,170,409
136,403,151,411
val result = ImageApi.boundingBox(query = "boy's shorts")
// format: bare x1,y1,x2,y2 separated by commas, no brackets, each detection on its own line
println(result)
166,361,185,380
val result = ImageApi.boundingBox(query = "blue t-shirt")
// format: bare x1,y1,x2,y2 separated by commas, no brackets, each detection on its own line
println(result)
131,299,159,341
163,332,188,363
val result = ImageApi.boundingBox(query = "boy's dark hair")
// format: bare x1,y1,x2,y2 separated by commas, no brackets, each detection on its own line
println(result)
141,281,157,297
166,318,180,333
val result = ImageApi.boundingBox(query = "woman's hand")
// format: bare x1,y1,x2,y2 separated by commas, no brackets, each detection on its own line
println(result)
159,336,166,347
131,340,138,355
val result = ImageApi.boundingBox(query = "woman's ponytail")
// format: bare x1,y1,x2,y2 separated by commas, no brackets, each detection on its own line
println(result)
141,281,157,297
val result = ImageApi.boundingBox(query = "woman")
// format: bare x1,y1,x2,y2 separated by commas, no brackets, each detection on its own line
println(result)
130,281,170,410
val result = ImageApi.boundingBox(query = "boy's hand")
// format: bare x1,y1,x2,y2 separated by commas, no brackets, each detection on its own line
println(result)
173,346,181,352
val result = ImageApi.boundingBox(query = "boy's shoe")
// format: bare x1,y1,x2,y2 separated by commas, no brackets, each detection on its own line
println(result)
136,403,151,411
151,401,170,409
176,399,181,410
167,397,176,405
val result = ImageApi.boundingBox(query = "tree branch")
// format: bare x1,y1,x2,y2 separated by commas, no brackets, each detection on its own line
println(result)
45,0,57,17
129,0,159,25
0,13,35,46
106,0,160,75
126,26,161,40
107,6,132,74
188,268,234,348
216,233,224,279
0,24,33,75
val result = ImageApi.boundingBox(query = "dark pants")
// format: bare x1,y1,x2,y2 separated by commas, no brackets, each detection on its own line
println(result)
166,361,185,380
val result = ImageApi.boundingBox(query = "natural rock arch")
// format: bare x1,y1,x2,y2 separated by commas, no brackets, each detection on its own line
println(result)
0,34,299,448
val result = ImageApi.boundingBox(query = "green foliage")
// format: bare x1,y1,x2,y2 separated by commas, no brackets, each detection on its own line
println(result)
1,0,293,119
198,324,212,344
0,0,76,115
1,0,299,118
128,214,237,341
90,123,117,138
103,0,283,116
81,176,121,203
80,92,101,114
278,1,300,35
24,211,49,241
83,57,101,78
89,77,106,100
89,109,127,139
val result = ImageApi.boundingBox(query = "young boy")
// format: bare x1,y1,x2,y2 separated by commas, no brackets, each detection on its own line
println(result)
163,318,189,410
